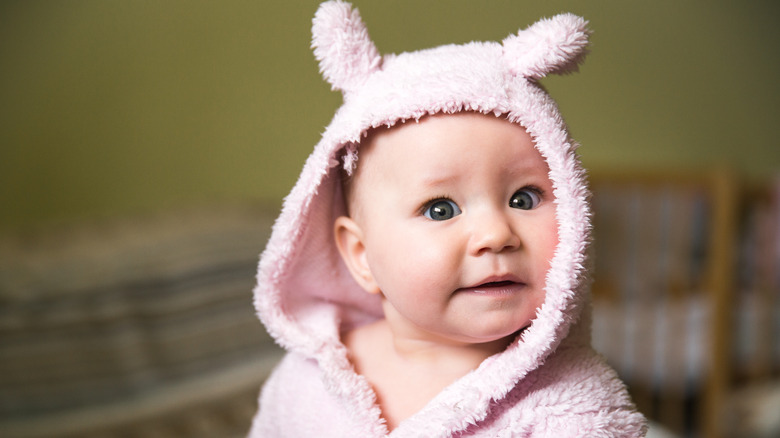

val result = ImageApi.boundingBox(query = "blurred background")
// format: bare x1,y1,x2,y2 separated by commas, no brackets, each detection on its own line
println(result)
0,1,777,437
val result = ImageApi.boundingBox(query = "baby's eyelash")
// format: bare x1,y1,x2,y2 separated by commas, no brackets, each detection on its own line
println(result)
522,185,545,198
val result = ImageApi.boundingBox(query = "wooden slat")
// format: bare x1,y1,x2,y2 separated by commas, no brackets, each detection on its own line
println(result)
701,171,738,438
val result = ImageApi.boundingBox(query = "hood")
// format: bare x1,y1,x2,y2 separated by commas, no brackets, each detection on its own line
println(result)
254,0,592,418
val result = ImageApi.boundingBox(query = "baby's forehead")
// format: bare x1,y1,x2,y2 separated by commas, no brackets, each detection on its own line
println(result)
357,113,538,161
348,113,549,190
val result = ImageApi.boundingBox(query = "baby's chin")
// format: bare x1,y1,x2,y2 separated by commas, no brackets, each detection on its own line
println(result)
443,326,528,349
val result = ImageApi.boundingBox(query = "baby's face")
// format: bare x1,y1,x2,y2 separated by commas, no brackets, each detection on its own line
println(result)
343,113,558,345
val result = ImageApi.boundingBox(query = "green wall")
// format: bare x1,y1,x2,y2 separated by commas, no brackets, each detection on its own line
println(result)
1,1,778,232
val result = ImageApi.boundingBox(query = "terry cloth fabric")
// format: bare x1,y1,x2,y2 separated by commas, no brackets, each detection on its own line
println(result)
249,1,647,436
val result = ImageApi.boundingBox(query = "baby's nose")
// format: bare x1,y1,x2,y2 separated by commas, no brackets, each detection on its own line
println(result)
469,211,521,255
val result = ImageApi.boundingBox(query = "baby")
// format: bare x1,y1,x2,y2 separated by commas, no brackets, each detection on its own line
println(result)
250,1,646,436
335,112,558,428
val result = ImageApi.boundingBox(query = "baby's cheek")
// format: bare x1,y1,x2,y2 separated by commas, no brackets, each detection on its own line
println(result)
396,260,442,295
396,253,456,299
411,245,460,280
544,235,559,263
540,220,559,260
533,222,559,284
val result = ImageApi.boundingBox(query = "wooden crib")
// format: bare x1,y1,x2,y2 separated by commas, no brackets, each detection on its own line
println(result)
589,170,780,438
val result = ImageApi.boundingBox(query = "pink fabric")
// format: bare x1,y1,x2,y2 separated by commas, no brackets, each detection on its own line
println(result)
250,1,646,436
252,343,642,437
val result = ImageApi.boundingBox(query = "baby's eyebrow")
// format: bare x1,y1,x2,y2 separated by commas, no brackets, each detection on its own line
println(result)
506,161,552,178
417,173,459,189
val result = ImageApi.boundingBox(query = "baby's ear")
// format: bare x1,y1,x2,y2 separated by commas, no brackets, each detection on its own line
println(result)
502,13,590,80
312,0,382,94
333,216,381,295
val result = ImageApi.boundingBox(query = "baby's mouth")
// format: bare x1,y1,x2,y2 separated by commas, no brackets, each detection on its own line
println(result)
460,276,526,295
470,281,524,294
477,280,517,288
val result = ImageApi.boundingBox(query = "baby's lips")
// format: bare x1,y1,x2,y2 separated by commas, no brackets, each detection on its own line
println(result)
467,273,525,289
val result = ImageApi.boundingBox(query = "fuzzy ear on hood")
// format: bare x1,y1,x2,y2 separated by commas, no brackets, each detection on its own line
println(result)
312,0,382,94
502,13,590,79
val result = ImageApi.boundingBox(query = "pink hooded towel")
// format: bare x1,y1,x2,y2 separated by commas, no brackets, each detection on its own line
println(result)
249,1,647,436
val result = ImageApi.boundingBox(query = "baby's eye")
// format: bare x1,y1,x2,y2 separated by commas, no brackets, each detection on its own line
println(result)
424,199,462,221
509,188,541,210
